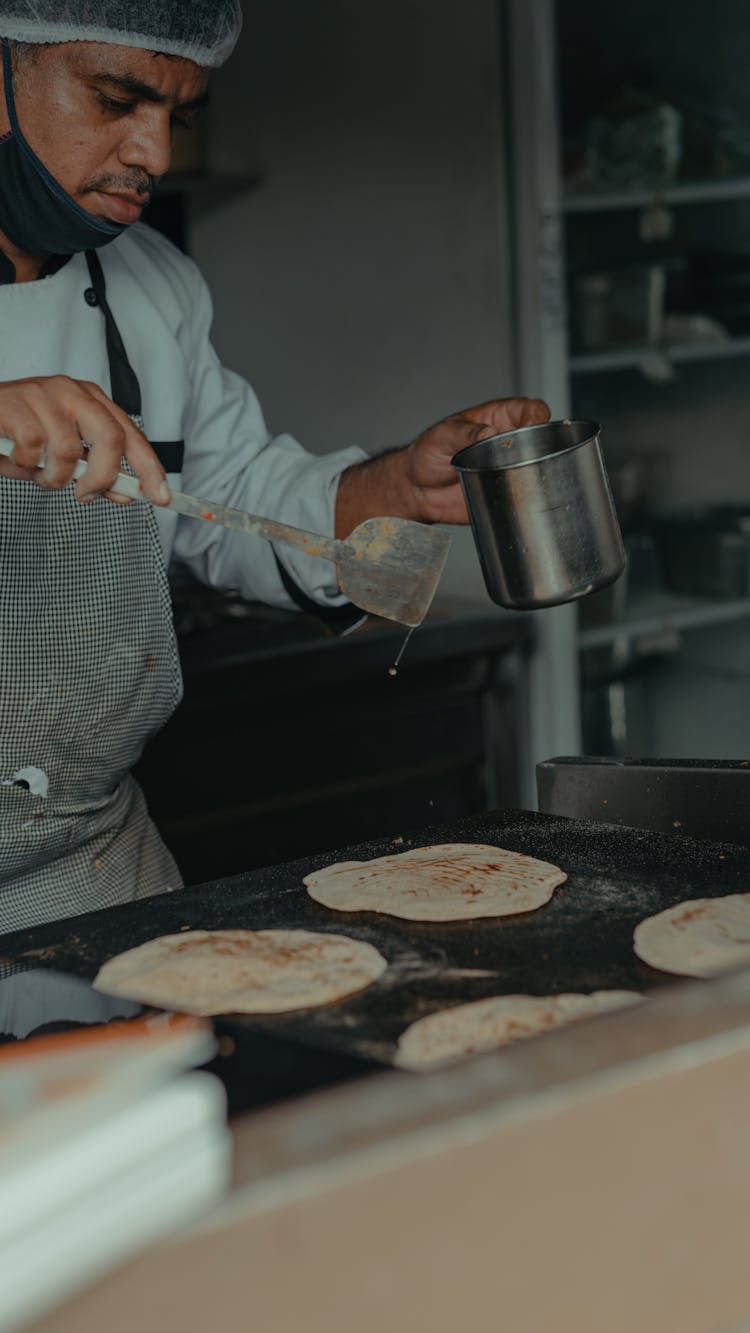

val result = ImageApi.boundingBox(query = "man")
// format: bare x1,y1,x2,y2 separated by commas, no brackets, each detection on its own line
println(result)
0,1,548,935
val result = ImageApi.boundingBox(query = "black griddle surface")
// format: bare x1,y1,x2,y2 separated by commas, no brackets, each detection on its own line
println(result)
2,808,748,1067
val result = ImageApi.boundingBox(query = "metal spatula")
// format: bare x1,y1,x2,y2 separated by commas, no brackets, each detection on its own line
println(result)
0,441,451,627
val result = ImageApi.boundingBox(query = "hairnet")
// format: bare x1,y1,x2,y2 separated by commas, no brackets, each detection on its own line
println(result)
0,1,242,68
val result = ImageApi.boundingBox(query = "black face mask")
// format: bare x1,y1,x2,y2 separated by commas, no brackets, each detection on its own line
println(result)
0,39,125,257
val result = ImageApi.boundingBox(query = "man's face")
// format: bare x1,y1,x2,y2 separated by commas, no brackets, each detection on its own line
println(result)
1,41,209,227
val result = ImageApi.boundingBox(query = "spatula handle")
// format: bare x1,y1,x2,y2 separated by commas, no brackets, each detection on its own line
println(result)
0,437,343,564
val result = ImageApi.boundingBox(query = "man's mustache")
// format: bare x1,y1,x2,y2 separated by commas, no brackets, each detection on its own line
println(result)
81,171,158,199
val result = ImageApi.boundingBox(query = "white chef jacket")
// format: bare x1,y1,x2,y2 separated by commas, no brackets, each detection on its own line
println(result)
0,222,367,606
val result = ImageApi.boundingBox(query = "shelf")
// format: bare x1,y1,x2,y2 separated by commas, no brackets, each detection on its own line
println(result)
569,334,750,376
578,591,750,651
563,175,750,214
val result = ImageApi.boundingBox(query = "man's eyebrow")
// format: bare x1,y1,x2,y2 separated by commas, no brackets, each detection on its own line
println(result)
91,72,210,111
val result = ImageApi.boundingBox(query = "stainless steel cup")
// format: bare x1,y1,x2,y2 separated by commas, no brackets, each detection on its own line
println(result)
452,419,626,610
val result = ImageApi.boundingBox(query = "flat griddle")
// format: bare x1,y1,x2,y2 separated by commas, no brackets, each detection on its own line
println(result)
2,808,749,1067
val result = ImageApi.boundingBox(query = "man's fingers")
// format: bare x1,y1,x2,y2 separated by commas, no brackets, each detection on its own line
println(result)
40,445,86,489
444,417,494,460
505,396,550,427
122,431,171,506
3,405,85,488
457,397,551,433
0,378,169,504
2,409,49,470
490,396,550,429
442,399,552,461
68,400,131,499
36,412,88,489
85,383,170,506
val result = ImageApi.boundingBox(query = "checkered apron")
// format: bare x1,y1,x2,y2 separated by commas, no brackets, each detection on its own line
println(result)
0,254,183,935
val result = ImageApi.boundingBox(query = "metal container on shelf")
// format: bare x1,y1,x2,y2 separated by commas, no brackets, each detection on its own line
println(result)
572,264,667,351
452,419,626,611
653,506,750,599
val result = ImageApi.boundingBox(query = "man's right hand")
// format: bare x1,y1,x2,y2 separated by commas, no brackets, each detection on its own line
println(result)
0,376,171,505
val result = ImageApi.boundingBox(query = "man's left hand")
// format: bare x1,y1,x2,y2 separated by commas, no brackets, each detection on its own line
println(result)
335,396,550,538
404,396,550,525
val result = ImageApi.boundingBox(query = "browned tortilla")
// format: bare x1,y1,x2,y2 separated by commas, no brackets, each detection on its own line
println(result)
93,928,388,1016
304,843,567,922
395,991,643,1070
634,894,750,978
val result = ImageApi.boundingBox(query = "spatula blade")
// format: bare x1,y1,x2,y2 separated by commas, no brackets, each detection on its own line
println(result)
337,518,451,626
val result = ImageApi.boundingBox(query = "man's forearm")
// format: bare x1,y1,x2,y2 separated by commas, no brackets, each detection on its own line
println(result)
335,448,416,539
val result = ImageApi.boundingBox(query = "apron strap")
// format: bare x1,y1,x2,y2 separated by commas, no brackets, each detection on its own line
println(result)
148,441,184,473
84,250,142,419
83,250,184,473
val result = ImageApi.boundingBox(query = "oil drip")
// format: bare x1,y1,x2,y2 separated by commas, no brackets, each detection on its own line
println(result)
388,626,416,677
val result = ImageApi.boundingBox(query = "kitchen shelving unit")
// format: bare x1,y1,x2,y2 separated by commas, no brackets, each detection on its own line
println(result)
504,0,750,763
564,175,750,213
577,591,750,652
570,334,750,376
566,175,750,375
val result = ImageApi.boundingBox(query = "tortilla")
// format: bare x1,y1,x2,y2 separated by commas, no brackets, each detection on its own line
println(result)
394,990,642,1070
633,894,750,978
93,928,388,1016
303,843,567,922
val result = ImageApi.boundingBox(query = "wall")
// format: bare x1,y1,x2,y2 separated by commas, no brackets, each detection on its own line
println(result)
189,0,516,596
